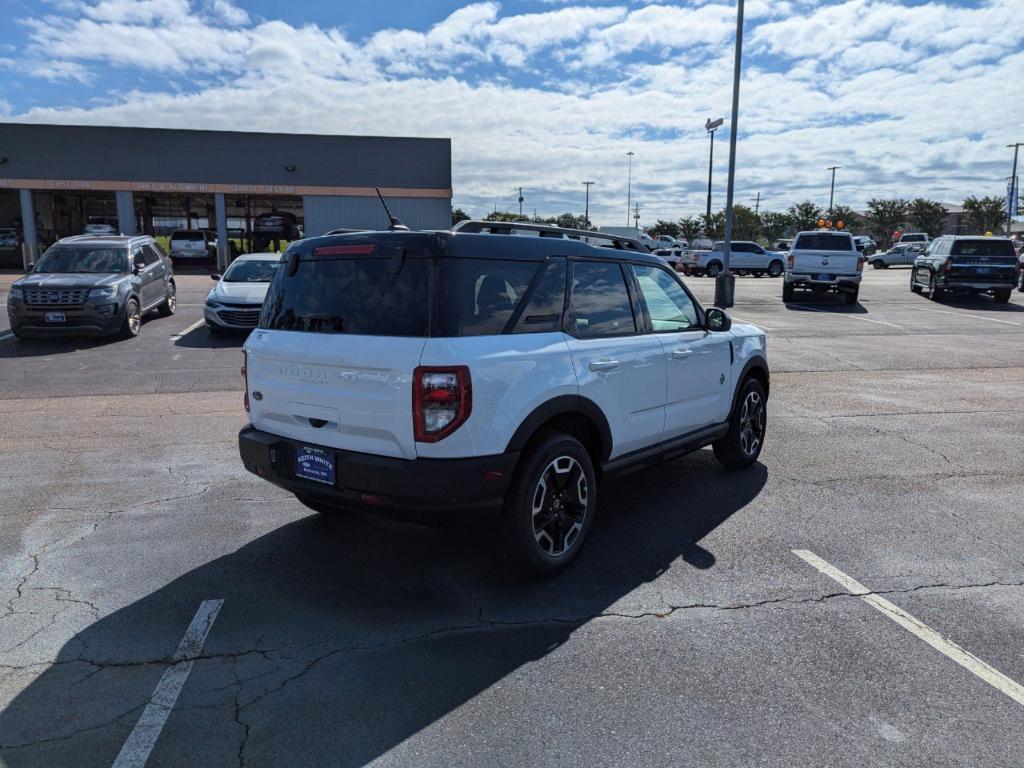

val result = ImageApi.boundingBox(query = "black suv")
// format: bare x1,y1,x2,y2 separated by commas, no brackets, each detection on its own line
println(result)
6,235,176,339
910,235,1018,303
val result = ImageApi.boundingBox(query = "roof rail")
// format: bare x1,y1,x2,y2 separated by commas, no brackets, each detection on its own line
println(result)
451,220,650,253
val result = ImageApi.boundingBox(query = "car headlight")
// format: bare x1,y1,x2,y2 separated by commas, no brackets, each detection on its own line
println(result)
205,297,220,308
88,285,118,299
8,286,23,300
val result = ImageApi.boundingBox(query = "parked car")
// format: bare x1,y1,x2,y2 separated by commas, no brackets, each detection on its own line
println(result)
682,241,786,278
773,239,792,252
910,236,1017,303
238,229,769,574
6,235,175,339
896,232,930,245
853,235,877,256
83,218,117,235
782,230,863,304
597,226,659,252
168,229,215,262
870,243,923,268
205,253,280,333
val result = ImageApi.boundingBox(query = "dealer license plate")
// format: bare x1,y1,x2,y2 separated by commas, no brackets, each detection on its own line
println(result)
295,444,335,486
815,274,834,281
44,312,66,323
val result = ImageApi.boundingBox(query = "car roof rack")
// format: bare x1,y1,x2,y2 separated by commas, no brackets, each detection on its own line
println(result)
452,220,650,253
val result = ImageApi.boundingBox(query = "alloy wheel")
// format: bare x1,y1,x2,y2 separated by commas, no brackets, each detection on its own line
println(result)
531,456,588,557
738,390,765,457
128,304,141,335
167,287,176,312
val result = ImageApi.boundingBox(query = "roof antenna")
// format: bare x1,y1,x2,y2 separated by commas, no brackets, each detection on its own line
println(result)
375,188,409,231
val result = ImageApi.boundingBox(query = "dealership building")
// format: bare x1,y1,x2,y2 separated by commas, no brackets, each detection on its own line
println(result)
0,123,452,269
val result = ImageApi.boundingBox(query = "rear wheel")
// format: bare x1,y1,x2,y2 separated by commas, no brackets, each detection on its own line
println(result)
705,260,723,278
767,260,784,278
1017,270,1024,292
993,288,1011,304
500,433,596,576
120,299,141,339
158,282,176,317
713,378,767,470
782,281,795,302
844,286,859,305
927,272,945,301
872,260,885,269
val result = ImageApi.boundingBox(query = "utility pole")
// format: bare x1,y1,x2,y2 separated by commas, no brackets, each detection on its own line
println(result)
633,202,640,229
626,152,634,227
715,0,744,310
827,166,840,222
1008,143,1022,237
517,187,524,219
750,192,760,215
583,181,594,227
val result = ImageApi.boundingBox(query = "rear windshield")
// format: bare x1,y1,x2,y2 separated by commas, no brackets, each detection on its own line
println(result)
223,259,279,282
259,253,564,337
171,231,205,241
794,233,854,251
35,246,127,274
951,240,1015,257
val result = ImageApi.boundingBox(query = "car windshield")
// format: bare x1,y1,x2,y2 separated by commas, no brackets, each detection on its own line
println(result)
951,240,1015,257
794,233,854,251
35,246,127,273
223,260,280,282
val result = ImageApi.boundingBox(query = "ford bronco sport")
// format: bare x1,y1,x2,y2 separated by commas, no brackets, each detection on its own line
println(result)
238,226,769,574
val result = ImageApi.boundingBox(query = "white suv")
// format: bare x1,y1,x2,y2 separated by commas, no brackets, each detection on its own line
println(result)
239,229,770,574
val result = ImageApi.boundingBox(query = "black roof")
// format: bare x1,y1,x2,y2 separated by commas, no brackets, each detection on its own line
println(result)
291,230,666,264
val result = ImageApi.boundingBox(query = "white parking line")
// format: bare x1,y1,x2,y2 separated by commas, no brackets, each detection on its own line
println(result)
169,319,205,340
111,599,224,768
793,550,1024,707
907,305,1021,326
789,303,901,327
0,330,13,342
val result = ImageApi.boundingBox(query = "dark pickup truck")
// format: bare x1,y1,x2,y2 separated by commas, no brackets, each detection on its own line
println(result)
910,236,1019,303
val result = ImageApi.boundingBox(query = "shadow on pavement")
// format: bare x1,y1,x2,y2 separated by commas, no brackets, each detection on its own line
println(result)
0,315,164,358
783,296,867,313
0,453,766,766
173,325,249,348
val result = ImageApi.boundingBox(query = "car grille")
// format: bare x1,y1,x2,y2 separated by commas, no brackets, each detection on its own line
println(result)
22,288,90,307
217,307,261,327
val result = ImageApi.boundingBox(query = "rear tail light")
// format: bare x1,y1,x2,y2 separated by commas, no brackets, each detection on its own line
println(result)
241,351,249,413
786,254,794,270
413,366,471,442
857,254,865,273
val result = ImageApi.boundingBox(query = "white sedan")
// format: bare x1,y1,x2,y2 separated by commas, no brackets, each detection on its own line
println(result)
204,253,280,332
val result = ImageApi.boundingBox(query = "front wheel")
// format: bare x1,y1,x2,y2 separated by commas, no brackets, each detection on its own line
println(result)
120,298,141,339
705,260,723,278
1017,270,1024,292
714,378,767,470
872,260,885,270
910,268,923,294
500,433,596,576
767,260,784,278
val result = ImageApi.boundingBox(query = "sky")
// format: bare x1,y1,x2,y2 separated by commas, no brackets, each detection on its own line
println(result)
0,0,1021,226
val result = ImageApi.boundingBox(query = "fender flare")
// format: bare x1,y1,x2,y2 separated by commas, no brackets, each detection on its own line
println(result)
731,354,770,416
505,395,613,462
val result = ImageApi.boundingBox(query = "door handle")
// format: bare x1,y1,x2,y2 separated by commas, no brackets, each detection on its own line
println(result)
589,359,619,372
671,349,693,360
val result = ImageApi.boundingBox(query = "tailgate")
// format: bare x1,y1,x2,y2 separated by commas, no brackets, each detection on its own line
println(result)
792,250,860,275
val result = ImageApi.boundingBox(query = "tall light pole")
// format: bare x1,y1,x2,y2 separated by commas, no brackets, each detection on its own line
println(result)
715,0,744,310
1008,143,1022,237
705,117,724,220
827,166,840,223
516,187,524,218
583,181,594,227
626,152,634,227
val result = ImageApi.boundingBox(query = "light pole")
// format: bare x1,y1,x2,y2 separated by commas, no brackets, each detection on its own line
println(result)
1008,143,1022,237
715,0,744,310
583,181,594,227
705,117,724,220
827,166,840,223
516,187,524,218
626,152,634,227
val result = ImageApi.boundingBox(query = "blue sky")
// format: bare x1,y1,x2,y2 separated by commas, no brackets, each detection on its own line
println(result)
1,0,1021,224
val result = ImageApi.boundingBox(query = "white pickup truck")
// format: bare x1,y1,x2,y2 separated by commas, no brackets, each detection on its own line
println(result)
782,230,864,305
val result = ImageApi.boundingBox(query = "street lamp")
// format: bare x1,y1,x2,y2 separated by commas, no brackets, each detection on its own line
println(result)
705,117,724,220
715,0,745,310
583,181,594,227
827,165,841,223
1008,143,1022,237
626,152,634,227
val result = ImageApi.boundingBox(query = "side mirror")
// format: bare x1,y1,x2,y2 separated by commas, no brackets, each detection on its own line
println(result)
210,274,221,281
706,307,732,332
132,265,142,275
26,262,34,272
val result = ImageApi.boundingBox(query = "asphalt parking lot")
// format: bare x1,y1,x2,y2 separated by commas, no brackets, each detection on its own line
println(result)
1,266,1022,767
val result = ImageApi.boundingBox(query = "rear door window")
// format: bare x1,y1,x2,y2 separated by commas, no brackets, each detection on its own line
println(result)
569,261,637,338
510,258,567,334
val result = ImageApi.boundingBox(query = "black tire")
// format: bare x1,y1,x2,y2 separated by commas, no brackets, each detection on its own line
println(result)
782,281,795,302
872,260,885,270
844,286,859,305
295,494,350,516
713,378,767,470
993,288,1011,304
928,272,945,301
1017,270,1024,292
500,433,596,576
767,260,784,278
120,298,141,339
705,260,723,278
910,268,923,294
157,282,176,317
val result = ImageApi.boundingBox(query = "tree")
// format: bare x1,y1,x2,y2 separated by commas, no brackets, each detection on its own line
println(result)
677,216,703,243
729,204,761,241
828,205,861,230
700,211,725,240
787,200,824,232
483,211,529,223
554,213,588,230
907,199,948,237
962,195,1006,234
758,211,791,244
865,198,909,248
650,219,680,238
451,207,470,225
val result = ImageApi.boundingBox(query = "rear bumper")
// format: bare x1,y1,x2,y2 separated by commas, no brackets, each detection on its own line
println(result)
238,426,517,522
787,273,861,290
940,279,1014,292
